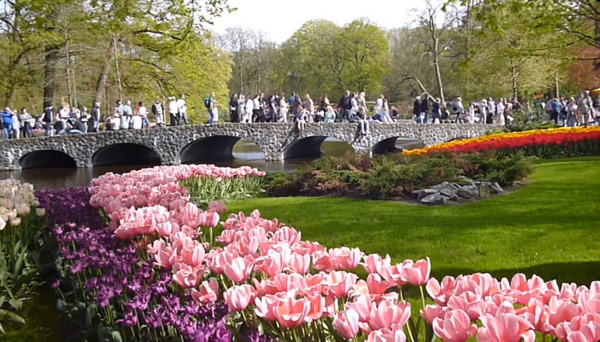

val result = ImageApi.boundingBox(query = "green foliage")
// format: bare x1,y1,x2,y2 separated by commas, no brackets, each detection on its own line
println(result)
273,19,389,99
0,212,46,333
265,151,532,200
181,176,265,207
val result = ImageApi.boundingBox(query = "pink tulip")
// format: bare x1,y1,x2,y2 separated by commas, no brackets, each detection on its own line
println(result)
254,294,278,321
286,253,311,274
367,328,407,342
208,200,227,214
224,284,255,311
367,300,411,332
273,296,310,328
477,310,535,342
305,295,325,323
422,304,449,324
191,278,219,304
333,308,360,338
432,309,477,342
362,253,391,275
223,257,252,283
379,264,407,287
402,257,431,286
350,294,373,322
324,271,358,298
180,243,205,267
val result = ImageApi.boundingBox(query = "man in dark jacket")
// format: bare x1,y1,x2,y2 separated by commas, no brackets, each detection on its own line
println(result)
413,96,421,123
42,105,54,136
421,96,429,124
339,90,352,122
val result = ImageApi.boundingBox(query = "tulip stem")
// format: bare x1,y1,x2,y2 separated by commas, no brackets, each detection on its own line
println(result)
405,320,416,342
419,285,427,311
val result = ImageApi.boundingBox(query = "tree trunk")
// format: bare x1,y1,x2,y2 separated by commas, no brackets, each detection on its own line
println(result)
510,59,519,102
43,45,60,110
433,36,446,106
113,35,122,102
93,39,114,107
555,71,560,98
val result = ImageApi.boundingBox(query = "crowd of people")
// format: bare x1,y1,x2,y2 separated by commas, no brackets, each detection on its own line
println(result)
1,89,599,140
227,91,401,134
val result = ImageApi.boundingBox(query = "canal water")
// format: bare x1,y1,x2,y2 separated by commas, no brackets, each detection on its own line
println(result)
0,138,423,189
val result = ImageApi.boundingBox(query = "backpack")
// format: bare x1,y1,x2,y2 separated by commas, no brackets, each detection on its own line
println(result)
204,97,212,109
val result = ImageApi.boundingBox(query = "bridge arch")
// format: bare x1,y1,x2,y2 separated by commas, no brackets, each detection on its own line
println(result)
284,136,353,159
92,143,162,167
179,136,266,164
19,150,77,169
372,136,426,155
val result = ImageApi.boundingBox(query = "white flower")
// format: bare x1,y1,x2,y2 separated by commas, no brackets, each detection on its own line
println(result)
0,217,5,231
36,208,46,217
9,217,20,227
16,202,30,215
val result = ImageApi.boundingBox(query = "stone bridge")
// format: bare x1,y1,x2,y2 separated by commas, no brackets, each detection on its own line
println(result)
0,123,495,170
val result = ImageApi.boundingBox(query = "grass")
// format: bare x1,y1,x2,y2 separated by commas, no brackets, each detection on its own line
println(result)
227,157,600,285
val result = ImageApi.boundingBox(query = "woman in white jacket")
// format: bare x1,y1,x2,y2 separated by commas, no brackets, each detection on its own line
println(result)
244,96,254,123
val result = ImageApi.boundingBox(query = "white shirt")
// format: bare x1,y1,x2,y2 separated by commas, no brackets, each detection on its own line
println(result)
177,99,186,114
138,106,148,117
245,99,254,114
168,100,178,114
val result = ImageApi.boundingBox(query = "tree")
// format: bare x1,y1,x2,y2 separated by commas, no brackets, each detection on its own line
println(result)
273,19,388,99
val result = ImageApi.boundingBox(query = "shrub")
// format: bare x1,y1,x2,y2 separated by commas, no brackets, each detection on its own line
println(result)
264,151,532,200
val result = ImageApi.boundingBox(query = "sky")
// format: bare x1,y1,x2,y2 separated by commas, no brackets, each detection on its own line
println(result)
211,0,433,43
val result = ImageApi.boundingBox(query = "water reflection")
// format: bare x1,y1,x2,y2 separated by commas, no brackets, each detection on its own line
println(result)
0,138,423,189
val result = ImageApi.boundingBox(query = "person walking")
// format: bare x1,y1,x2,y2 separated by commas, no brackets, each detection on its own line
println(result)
168,96,179,126
338,91,352,122
279,93,288,123
90,102,101,132
229,94,239,123
151,98,165,127
566,97,578,127
136,101,149,129
120,100,132,129
1,107,14,139
431,99,441,124
206,92,217,124
454,97,465,124
178,94,189,125
413,96,421,123
42,105,54,136
577,91,594,127
420,96,429,124
18,107,33,138
381,97,393,123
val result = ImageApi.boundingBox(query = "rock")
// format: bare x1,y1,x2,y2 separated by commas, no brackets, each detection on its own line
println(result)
412,188,438,200
420,193,448,205
491,182,504,194
476,182,501,197
457,185,479,199
440,188,459,201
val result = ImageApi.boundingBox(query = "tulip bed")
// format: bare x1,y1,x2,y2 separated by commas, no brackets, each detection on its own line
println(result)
0,179,47,333
33,163,600,342
403,126,600,158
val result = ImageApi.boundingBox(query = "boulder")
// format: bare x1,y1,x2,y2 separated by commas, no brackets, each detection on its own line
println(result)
491,182,504,194
476,182,500,197
457,185,479,199
420,193,448,205
412,188,438,200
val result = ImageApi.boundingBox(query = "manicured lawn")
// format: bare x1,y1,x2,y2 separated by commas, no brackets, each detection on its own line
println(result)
227,157,600,284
